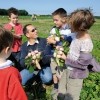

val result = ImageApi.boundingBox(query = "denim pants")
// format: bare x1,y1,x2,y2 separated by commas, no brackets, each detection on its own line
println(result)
20,66,52,85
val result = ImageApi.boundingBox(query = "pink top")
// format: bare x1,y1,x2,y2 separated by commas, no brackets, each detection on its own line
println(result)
67,38,93,70
67,38,93,61
4,23,23,52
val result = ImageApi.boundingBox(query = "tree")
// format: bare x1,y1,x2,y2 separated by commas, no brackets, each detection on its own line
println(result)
18,10,28,16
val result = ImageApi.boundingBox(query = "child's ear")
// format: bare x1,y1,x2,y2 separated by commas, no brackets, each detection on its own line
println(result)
62,17,67,23
5,47,10,54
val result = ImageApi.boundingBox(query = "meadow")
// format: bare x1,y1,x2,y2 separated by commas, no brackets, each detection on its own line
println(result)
0,15,100,100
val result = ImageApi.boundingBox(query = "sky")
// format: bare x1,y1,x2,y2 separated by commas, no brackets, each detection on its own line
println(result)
0,0,100,16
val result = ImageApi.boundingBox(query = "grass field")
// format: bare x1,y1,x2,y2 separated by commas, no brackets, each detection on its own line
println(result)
0,16,100,100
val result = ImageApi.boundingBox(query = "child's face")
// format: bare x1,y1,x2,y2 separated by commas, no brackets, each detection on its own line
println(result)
9,13,18,24
53,15,65,28
26,25,38,39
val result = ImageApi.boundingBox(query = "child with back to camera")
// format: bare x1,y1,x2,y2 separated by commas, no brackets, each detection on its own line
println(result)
0,27,27,100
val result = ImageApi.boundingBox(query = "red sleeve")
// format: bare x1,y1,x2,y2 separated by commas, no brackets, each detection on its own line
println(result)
15,23,23,36
8,68,27,100
4,24,12,31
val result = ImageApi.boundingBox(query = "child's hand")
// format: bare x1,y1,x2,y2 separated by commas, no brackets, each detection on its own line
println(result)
57,52,67,60
61,35,64,40
13,34,22,39
47,36,56,44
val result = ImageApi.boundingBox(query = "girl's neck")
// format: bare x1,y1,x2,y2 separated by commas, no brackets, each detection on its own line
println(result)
9,22,15,27
76,31,88,39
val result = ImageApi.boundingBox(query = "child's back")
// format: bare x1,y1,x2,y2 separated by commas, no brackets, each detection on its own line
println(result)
0,27,27,100
0,66,27,100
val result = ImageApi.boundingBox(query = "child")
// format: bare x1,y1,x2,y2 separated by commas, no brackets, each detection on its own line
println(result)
57,9,95,100
47,8,75,97
4,7,23,71
0,27,27,100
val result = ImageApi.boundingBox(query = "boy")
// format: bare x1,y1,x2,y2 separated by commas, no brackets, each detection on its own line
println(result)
47,8,75,99
0,27,27,100
4,7,23,71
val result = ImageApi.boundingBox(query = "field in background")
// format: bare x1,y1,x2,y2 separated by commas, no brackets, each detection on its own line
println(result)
0,15,100,59
0,15,100,99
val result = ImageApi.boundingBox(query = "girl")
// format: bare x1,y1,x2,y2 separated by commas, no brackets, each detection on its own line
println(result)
57,9,95,100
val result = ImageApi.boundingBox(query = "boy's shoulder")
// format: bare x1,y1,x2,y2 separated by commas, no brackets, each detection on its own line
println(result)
7,66,19,73
1,66,20,76
4,23,12,30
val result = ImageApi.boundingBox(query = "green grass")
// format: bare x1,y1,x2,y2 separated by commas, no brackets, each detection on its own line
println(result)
0,16,100,100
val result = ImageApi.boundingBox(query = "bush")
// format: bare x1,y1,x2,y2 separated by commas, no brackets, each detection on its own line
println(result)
80,72,100,100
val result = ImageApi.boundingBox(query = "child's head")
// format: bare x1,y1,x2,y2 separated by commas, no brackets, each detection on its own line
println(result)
23,24,38,39
8,7,19,25
0,27,13,59
69,9,95,32
52,8,67,28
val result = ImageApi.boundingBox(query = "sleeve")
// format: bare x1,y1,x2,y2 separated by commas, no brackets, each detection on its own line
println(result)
63,35,72,43
90,58,100,72
8,69,27,100
50,27,56,35
65,52,93,69
4,24,12,31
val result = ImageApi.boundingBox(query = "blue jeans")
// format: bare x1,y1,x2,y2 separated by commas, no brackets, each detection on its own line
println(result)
20,66,52,85
39,66,52,84
20,69,34,85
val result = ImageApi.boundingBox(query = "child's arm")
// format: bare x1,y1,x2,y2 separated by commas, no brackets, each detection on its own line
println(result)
61,35,72,43
57,52,93,70
13,34,22,39
65,52,93,69
47,36,56,44
13,24,23,39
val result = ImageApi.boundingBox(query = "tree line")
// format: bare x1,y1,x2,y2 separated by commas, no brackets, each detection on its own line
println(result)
0,8,28,16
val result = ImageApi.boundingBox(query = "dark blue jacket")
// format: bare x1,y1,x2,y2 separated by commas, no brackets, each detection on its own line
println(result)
19,38,52,69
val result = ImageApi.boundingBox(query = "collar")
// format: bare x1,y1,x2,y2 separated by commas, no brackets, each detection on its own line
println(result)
9,22,15,27
27,39,39,46
0,60,13,69
60,24,70,30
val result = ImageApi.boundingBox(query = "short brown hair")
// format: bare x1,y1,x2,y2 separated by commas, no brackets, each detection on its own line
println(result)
0,27,14,53
23,24,32,35
8,7,19,17
52,8,67,18
69,9,95,32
